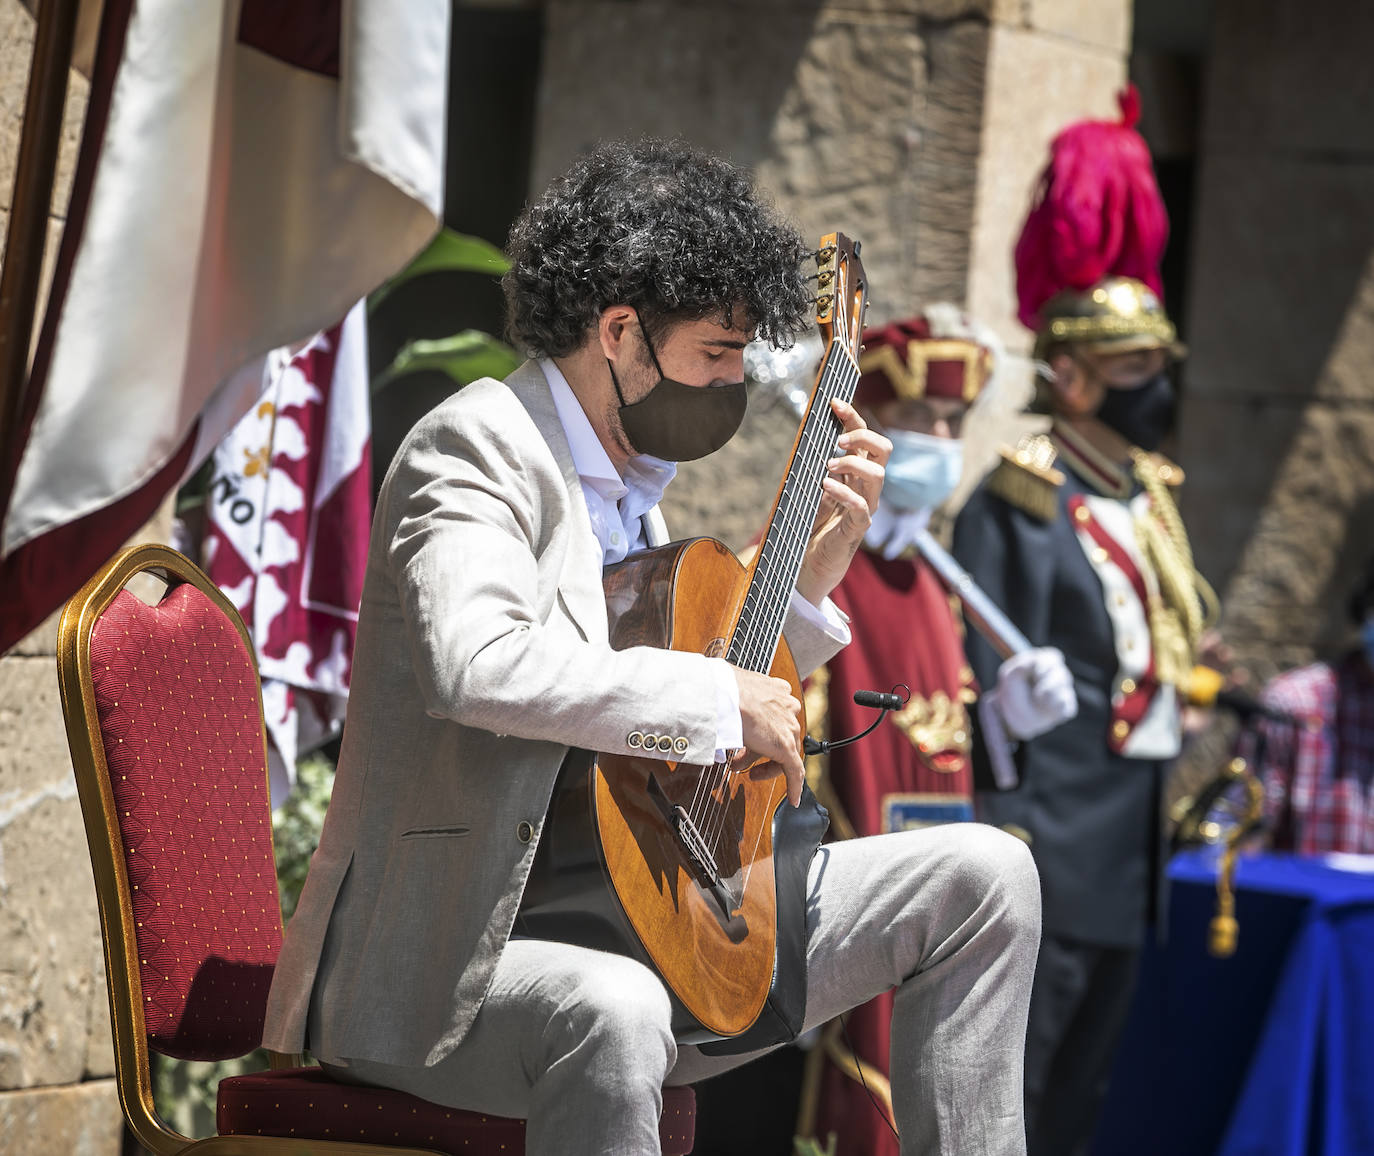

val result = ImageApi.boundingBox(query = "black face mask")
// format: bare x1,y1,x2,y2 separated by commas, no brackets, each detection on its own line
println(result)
607,324,747,462
1095,372,1175,452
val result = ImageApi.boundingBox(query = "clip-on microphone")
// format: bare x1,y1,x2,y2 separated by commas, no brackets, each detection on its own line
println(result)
803,686,908,756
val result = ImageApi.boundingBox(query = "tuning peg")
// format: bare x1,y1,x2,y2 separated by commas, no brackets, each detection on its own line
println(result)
853,240,862,257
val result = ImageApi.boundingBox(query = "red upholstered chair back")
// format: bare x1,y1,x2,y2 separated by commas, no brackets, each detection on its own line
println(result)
92,583,280,1056
58,547,285,1118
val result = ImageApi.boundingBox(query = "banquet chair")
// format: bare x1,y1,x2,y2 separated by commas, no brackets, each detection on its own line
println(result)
56,543,696,1155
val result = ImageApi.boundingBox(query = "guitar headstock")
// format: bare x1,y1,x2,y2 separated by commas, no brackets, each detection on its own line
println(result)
814,232,868,371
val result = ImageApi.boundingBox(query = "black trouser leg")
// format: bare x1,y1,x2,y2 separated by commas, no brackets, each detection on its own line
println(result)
1024,934,1140,1156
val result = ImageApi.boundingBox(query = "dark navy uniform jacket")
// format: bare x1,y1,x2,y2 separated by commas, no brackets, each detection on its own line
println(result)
952,421,1186,948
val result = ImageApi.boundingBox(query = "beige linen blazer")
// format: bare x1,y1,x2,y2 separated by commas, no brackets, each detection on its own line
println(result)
261,360,843,1069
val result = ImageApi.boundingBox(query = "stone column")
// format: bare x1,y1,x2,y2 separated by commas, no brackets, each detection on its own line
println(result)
965,0,1131,351
960,0,1130,496
1176,0,1374,679
530,0,1131,546
0,2,126,1150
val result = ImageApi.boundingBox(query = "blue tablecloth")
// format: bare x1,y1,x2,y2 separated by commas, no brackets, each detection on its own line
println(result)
1093,850,1374,1156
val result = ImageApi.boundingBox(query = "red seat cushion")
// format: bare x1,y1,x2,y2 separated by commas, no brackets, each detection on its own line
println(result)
218,1067,696,1154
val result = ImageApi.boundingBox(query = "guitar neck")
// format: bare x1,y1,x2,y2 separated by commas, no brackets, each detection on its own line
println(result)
727,340,860,673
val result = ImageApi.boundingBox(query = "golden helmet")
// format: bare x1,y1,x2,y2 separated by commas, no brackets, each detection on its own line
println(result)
1033,276,1185,362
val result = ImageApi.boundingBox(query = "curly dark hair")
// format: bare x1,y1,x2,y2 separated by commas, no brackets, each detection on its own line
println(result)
503,138,812,357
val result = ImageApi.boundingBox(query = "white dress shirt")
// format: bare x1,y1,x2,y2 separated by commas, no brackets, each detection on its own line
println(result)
542,359,849,755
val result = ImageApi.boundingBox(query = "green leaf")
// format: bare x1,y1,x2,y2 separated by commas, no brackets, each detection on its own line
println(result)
370,228,510,311
373,330,521,394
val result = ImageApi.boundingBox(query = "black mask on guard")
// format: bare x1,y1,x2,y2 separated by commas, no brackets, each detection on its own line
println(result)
1095,371,1175,452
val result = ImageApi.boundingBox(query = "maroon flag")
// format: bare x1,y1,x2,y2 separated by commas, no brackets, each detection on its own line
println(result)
0,0,447,652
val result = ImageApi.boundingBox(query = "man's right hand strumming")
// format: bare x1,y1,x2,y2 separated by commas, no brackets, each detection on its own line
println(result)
732,667,806,807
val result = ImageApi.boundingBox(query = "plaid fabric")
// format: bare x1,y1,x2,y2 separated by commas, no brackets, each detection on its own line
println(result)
1251,654,1374,855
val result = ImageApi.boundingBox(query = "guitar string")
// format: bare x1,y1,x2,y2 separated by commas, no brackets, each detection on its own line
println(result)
692,348,859,870
671,350,859,838
696,348,857,860
692,367,839,851
732,353,860,896
681,372,829,844
718,357,855,860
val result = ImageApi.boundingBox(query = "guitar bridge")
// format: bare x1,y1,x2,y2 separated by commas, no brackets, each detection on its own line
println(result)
646,774,739,917
671,804,740,916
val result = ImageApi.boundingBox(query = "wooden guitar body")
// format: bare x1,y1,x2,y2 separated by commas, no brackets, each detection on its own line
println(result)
518,536,828,1047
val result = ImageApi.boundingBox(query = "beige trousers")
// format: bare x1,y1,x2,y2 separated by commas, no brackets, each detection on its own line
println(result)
319,823,1041,1156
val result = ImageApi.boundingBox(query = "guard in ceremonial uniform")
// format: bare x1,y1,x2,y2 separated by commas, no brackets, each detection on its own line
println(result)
953,91,1214,1156
804,309,1078,1156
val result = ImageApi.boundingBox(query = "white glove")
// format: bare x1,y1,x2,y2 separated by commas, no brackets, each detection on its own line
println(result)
863,501,931,560
991,647,1078,741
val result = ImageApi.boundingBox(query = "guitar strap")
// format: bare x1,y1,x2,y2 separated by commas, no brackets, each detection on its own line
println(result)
696,783,829,1054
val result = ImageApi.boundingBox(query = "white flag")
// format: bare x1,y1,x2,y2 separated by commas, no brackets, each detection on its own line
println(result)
0,0,447,651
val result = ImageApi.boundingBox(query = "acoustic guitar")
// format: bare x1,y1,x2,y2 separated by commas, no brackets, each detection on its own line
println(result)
517,233,869,1052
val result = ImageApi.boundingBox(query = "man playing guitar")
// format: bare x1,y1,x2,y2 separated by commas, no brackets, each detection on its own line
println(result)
262,137,1040,1156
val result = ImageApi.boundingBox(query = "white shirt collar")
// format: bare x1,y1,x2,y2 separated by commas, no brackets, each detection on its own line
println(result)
540,359,676,564
541,358,676,503
543,358,624,497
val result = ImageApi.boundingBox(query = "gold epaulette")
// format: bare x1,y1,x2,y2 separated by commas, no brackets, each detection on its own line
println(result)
1144,451,1185,487
987,434,1064,522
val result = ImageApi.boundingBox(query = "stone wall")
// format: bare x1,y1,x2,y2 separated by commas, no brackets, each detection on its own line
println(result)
0,2,124,1151
1176,0,1374,681
533,0,1131,549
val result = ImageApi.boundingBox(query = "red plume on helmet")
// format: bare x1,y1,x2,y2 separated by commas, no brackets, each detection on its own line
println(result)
1013,86,1169,331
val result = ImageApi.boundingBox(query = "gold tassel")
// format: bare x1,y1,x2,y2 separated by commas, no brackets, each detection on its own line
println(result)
1131,450,1213,688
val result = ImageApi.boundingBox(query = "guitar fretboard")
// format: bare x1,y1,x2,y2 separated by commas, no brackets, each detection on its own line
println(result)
727,341,860,673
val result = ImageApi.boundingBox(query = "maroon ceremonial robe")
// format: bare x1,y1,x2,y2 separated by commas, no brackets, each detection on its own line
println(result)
811,546,976,1156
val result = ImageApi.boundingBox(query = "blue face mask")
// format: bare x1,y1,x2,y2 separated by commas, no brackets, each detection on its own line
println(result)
879,427,964,513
